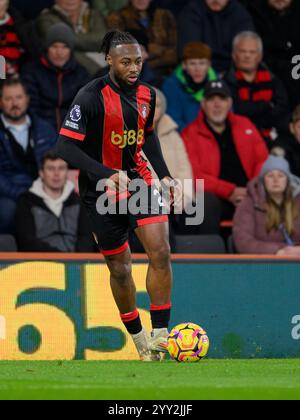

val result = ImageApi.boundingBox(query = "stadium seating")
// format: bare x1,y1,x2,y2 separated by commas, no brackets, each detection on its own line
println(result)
175,235,226,254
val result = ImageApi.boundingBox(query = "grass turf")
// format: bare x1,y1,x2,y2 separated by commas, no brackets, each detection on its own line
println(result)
0,359,299,400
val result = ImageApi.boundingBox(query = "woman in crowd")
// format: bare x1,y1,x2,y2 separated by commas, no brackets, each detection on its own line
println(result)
233,155,300,255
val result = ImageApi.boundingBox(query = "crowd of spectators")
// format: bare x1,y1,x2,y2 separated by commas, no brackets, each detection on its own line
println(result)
0,0,300,255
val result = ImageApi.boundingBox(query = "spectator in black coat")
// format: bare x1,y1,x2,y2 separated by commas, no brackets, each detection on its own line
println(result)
243,0,300,109
11,0,54,19
21,23,89,131
224,31,290,148
274,104,300,178
178,0,255,73
16,151,95,252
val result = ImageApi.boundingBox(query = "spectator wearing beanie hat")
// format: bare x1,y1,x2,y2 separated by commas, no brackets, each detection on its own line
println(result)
21,23,89,132
162,42,218,132
233,155,300,255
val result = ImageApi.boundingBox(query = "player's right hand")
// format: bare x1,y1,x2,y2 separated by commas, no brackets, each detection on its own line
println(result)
107,171,130,193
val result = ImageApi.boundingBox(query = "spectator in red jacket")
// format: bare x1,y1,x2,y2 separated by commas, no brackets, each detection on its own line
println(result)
181,79,269,224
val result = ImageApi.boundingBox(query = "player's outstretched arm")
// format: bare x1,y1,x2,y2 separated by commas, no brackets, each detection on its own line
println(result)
56,135,117,182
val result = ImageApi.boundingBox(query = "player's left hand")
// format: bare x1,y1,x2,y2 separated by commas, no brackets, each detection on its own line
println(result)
161,177,183,208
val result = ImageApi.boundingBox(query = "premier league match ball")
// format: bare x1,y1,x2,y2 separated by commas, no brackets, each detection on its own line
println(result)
167,323,209,363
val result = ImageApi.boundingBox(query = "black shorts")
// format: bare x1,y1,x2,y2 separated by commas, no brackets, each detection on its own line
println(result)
82,183,168,256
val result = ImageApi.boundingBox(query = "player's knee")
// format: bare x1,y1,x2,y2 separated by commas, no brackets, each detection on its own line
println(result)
148,243,171,270
109,261,132,285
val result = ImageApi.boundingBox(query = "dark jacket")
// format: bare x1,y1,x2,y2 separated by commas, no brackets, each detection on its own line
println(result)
0,114,57,200
107,3,178,74
276,134,300,178
178,0,254,72
16,188,95,252
233,177,300,254
244,0,300,109
224,62,290,147
21,56,90,131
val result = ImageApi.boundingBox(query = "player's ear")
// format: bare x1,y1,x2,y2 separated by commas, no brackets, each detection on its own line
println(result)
106,54,113,66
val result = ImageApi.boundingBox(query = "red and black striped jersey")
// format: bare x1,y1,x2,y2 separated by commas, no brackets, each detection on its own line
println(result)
59,75,156,185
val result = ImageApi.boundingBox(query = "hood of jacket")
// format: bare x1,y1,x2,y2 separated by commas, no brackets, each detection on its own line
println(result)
30,178,75,217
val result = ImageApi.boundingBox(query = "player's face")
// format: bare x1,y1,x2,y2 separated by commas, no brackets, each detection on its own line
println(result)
48,42,71,68
290,120,300,143
233,38,262,73
40,159,69,191
264,170,288,196
268,0,292,11
202,95,232,125
205,0,229,12
108,44,143,87
183,59,211,84
0,84,29,122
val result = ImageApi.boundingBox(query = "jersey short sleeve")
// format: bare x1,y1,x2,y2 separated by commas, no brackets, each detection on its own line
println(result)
59,88,94,142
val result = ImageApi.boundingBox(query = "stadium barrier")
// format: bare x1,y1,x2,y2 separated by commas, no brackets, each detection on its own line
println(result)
0,253,300,360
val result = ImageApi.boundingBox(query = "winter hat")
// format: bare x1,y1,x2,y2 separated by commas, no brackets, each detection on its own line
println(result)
182,42,212,61
46,23,76,50
260,155,292,182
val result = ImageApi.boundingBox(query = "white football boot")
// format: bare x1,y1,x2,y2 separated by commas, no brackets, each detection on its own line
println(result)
132,328,162,362
149,328,169,354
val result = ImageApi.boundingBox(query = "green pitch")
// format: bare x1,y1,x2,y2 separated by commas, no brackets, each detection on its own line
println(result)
0,359,300,400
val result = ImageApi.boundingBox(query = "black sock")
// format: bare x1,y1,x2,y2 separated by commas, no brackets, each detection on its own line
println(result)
120,309,142,335
150,303,172,329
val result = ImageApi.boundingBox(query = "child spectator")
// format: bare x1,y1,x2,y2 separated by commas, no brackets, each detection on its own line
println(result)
163,41,218,132
233,155,300,255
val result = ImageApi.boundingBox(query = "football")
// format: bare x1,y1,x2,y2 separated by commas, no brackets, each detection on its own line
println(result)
167,323,209,362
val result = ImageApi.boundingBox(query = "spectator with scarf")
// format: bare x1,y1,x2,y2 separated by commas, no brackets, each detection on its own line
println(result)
224,31,290,148
233,155,300,255
163,42,218,132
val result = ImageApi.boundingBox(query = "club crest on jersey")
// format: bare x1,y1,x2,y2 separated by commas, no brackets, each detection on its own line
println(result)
70,105,82,122
140,104,149,120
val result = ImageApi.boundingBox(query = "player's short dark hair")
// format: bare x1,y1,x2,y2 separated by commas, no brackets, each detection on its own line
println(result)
100,31,139,58
41,150,68,169
0,77,28,97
